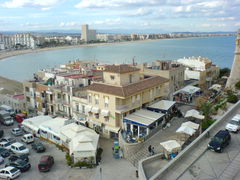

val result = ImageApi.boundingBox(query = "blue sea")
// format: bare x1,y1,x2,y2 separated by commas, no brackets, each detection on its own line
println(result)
0,36,235,82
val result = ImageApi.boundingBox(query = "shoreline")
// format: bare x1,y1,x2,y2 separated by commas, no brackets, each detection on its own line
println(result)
0,36,215,61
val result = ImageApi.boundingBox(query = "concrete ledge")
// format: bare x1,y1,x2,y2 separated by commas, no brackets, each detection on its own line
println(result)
140,101,240,180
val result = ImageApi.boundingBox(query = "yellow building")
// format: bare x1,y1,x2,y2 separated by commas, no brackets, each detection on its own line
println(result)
86,64,169,138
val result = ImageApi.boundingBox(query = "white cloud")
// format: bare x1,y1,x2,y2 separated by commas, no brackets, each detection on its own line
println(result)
2,0,62,9
209,17,235,21
59,21,81,27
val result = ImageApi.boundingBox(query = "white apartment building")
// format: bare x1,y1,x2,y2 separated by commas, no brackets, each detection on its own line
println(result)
81,24,96,42
13,33,36,49
96,34,115,42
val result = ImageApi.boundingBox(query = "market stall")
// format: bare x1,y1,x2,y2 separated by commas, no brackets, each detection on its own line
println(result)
160,140,181,159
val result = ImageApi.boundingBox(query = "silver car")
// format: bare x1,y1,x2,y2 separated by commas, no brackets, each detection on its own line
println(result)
11,128,24,136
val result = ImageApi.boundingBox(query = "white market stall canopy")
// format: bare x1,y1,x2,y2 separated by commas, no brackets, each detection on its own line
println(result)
173,85,200,95
209,84,222,92
176,125,196,136
185,109,205,120
148,100,176,111
182,121,200,130
39,117,69,137
160,140,181,153
232,114,240,121
22,115,53,133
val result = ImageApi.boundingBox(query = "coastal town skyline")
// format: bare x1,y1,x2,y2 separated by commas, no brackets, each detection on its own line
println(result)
1,0,240,32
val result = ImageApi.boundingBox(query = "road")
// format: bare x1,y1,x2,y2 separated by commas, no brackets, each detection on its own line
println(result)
179,110,240,180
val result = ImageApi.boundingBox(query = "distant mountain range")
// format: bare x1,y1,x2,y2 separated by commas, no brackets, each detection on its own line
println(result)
0,29,236,35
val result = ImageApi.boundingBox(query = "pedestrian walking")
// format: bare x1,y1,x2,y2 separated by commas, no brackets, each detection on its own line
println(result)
151,147,155,155
148,145,152,155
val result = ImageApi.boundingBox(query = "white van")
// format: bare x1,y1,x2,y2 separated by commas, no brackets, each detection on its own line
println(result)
21,134,34,144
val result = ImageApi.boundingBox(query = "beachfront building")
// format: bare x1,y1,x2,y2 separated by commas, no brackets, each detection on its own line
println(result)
96,34,115,42
86,64,169,138
176,56,220,88
12,33,37,49
81,24,96,42
137,60,185,99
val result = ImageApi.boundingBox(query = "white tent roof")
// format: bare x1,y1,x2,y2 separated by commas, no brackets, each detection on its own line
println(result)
60,123,96,142
209,84,221,91
148,100,176,111
70,131,99,153
125,114,154,126
22,115,53,132
160,140,181,153
39,117,69,137
176,125,196,136
185,109,204,120
232,114,240,121
174,85,200,95
182,121,199,130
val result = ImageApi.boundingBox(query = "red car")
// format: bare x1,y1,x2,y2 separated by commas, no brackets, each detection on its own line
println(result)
15,113,27,123
38,155,54,172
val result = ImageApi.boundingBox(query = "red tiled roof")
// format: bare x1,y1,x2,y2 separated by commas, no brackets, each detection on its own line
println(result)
105,64,140,74
87,76,169,97
13,94,24,100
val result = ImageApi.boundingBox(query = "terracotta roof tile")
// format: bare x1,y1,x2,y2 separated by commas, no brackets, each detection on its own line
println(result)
105,64,140,74
87,76,169,97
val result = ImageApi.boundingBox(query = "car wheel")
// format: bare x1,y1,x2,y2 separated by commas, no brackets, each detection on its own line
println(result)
219,148,223,153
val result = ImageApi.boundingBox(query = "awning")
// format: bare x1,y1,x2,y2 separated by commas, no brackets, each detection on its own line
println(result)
185,109,204,120
181,121,199,130
173,85,200,95
148,100,176,111
176,125,196,136
91,107,100,114
160,140,181,153
85,105,92,112
101,109,110,116
124,114,155,127
89,120,102,127
104,126,120,133
232,114,240,121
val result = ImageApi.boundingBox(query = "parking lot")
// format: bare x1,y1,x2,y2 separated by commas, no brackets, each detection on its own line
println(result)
0,123,137,180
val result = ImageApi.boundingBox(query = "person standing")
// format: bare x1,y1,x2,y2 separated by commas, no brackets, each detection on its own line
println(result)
151,147,155,155
148,145,152,155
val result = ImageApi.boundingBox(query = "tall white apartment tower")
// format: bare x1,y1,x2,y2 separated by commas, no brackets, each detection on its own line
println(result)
226,29,240,89
81,24,89,42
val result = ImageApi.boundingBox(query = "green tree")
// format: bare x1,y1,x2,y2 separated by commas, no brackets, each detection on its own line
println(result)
219,68,230,78
235,81,240,90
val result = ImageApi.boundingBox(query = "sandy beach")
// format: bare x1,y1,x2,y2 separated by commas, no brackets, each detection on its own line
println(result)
0,39,161,61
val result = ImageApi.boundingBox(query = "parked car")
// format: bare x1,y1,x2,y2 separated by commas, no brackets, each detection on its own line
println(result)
10,142,29,155
0,110,14,126
0,148,10,158
0,156,4,165
0,141,12,150
38,155,54,172
5,159,31,172
0,137,16,145
9,154,29,163
0,166,21,179
225,114,240,132
21,134,34,144
0,130,3,138
15,113,27,123
0,105,15,116
32,142,45,153
208,130,231,153
11,128,24,136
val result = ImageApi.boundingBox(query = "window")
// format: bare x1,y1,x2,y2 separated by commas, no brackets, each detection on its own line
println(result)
95,95,99,105
104,116,109,122
88,94,92,103
95,113,99,119
82,105,85,113
132,96,135,103
104,96,109,108
110,75,115,80
76,104,79,112
129,74,133,83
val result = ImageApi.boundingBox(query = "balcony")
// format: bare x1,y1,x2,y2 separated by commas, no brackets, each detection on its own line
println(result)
116,100,141,112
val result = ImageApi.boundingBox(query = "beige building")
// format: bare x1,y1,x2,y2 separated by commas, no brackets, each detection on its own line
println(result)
137,60,185,99
86,64,169,138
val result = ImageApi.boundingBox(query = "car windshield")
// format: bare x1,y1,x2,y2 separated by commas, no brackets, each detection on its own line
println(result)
19,146,26,150
17,160,27,166
213,136,223,143
229,120,239,125
10,168,18,174
4,142,11,147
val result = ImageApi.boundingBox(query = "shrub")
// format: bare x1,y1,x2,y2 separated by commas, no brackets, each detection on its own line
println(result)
235,81,240,90
227,94,238,103
96,148,103,164
202,119,216,131
74,161,95,168
65,152,73,166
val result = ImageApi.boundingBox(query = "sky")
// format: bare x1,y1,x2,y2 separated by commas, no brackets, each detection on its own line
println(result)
0,0,240,33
